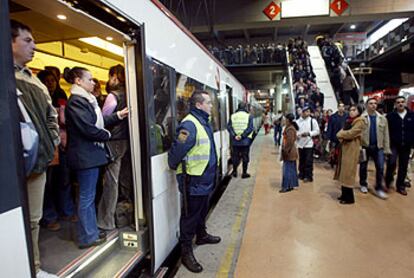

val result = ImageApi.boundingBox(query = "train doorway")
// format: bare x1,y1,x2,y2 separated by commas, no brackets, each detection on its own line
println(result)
9,0,148,276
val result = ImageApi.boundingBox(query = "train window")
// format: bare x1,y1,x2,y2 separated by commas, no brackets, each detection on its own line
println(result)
203,86,220,132
175,73,220,131
150,60,173,155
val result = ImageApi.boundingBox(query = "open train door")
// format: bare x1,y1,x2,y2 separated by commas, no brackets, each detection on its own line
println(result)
0,0,34,276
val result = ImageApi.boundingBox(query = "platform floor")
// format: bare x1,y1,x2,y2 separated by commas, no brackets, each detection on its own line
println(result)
175,132,414,278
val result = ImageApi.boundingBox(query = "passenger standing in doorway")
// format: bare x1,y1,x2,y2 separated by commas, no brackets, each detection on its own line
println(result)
385,96,414,195
168,91,221,273
296,106,320,182
280,113,299,193
37,70,76,231
64,67,128,248
335,104,365,204
227,102,254,178
98,64,132,231
11,20,60,278
359,98,391,199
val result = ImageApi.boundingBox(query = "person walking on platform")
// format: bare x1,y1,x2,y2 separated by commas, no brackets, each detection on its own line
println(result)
168,90,221,273
359,98,391,199
296,106,320,182
385,96,414,195
227,102,254,178
11,20,60,278
335,104,365,204
280,113,299,193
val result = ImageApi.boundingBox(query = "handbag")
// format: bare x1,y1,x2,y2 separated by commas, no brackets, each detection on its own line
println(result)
359,148,367,163
18,96,39,176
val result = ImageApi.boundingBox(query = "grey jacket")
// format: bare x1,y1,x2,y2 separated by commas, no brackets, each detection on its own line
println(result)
15,67,59,174
360,111,391,154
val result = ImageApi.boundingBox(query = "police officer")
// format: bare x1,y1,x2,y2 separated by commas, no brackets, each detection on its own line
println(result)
227,102,254,178
168,90,221,273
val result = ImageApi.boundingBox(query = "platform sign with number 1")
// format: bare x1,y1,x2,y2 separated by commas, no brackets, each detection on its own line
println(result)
330,0,350,17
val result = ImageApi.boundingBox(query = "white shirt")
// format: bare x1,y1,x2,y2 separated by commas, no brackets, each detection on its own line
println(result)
398,110,407,119
296,116,320,148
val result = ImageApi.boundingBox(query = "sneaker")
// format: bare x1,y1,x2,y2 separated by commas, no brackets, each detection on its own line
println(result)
360,186,368,194
375,189,388,200
37,269,58,278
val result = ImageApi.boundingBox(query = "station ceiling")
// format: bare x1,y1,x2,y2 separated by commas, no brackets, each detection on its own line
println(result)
159,0,414,93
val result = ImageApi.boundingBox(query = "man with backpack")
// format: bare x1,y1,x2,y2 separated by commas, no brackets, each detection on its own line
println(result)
296,106,320,182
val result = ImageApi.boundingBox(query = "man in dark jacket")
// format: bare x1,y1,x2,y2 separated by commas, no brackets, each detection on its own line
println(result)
326,102,348,147
12,20,60,277
168,91,221,273
227,102,254,178
385,96,414,195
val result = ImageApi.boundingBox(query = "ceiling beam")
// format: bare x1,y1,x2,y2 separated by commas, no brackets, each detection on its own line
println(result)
273,27,278,41
243,29,250,42
302,24,311,37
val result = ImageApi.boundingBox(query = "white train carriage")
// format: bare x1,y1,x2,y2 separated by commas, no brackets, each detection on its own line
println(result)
1,0,263,277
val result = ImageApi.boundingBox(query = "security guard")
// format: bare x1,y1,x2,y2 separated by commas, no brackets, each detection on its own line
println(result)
168,90,221,273
227,102,254,178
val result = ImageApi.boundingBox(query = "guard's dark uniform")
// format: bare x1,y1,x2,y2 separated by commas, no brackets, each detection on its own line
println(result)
168,107,220,273
227,108,254,177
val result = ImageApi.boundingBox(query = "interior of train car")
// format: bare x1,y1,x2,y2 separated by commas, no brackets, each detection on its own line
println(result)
9,0,148,276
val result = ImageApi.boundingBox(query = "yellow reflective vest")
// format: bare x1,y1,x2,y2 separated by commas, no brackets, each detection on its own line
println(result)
177,114,219,176
231,111,253,139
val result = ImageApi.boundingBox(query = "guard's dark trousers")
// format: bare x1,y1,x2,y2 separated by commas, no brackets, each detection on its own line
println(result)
180,194,209,248
232,146,250,174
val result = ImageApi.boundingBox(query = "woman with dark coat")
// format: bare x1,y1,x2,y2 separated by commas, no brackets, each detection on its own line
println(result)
280,113,299,193
334,104,365,204
64,67,128,248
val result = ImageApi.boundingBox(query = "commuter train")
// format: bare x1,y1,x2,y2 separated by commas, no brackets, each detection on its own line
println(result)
0,0,263,277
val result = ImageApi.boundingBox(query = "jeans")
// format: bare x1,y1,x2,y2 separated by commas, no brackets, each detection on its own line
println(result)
385,145,411,190
76,167,100,245
359,146,384,190
43,150,75,223
27,172,47,273
298,148,314,180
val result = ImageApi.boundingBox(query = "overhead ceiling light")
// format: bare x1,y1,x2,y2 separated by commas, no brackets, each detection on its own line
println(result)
350,24,356,30
117,16,127,22
106,36,113,41
57,14,67,20
79,37,123,57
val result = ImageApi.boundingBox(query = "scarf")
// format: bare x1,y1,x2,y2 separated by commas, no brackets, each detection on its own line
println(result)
70,84,105,130
343,116,356,130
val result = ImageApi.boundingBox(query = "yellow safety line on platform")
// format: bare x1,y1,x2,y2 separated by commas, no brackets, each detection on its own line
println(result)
216,187,250,277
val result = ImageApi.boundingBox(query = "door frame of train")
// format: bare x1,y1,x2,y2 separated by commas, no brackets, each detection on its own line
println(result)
124,26,152,239
0,1,35,276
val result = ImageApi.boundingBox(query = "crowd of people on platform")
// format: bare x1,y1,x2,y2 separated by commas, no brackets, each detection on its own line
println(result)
207,43,286,65
12,19,134,278
271,98,414,206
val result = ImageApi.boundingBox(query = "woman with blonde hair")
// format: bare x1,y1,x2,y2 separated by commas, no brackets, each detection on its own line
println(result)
335,104,365,204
